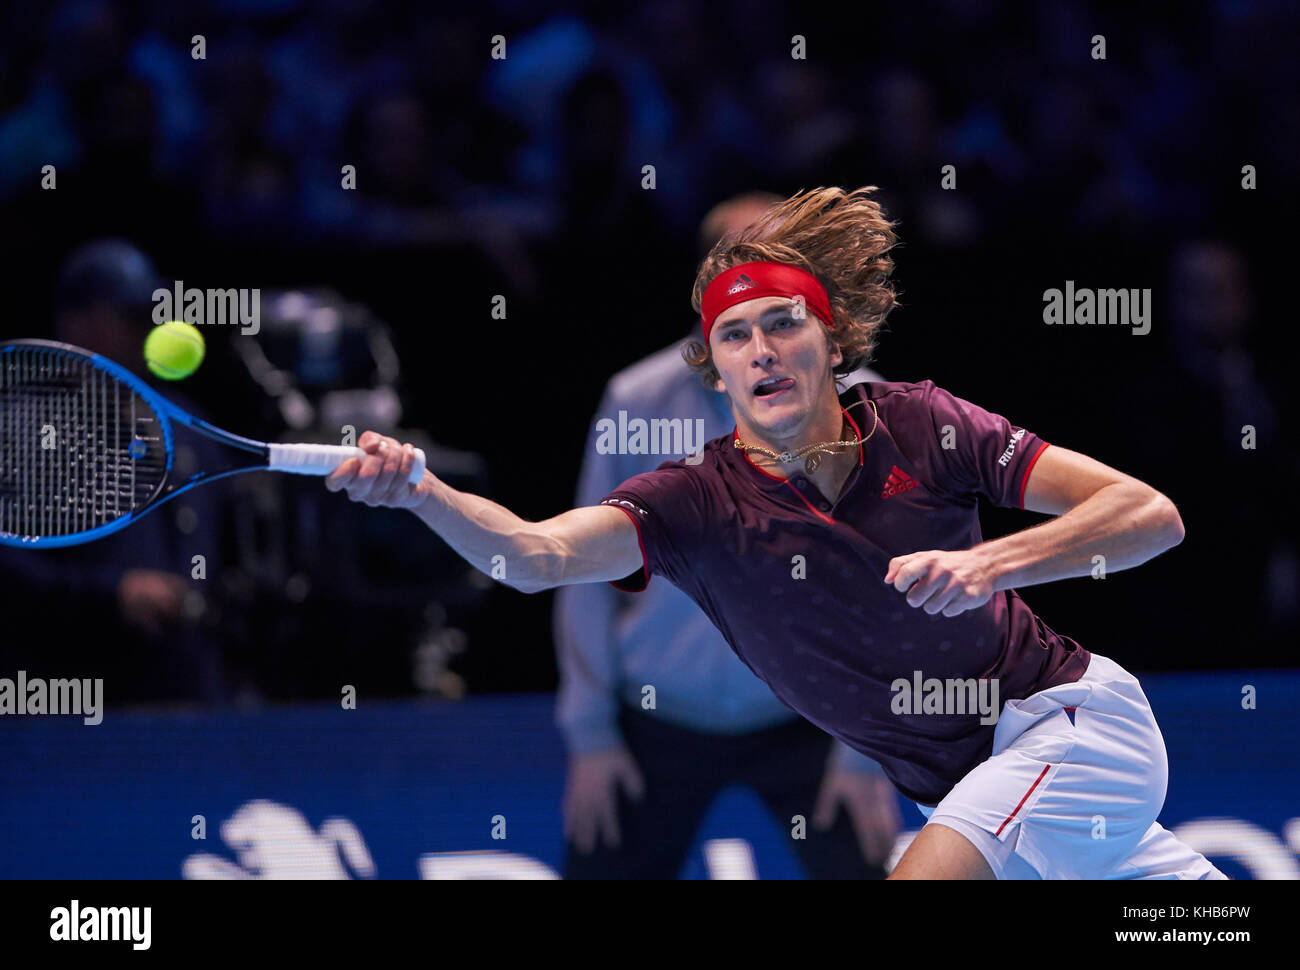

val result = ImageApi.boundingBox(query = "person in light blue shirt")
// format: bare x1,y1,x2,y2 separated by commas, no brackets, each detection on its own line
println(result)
554,194,901,878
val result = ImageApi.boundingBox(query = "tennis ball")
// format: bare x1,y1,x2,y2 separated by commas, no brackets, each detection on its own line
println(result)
145,320,205,380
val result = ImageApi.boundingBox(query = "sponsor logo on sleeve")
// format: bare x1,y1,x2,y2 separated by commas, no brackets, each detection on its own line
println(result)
601,497,649,517
997,429,1027,467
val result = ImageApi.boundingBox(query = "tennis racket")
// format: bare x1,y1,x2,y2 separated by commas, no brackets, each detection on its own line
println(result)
0,339,425,548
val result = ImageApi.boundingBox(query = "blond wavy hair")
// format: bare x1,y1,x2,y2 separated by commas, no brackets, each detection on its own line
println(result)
684,186,900,387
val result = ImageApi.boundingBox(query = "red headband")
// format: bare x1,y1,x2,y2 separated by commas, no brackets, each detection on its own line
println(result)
700,261,833,344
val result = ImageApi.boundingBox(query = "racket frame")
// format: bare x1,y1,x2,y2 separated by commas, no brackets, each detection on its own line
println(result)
3,339,270,548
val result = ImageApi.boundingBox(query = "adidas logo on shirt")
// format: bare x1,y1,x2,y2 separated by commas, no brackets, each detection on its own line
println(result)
881,465,918,499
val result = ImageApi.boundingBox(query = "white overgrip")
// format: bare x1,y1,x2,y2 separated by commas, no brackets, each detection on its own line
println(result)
268,443,426,484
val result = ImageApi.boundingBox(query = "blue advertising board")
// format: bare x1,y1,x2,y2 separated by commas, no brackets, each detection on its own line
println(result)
1,671,1296,879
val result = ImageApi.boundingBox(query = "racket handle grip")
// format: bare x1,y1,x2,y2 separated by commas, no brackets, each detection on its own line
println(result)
268,443,426,484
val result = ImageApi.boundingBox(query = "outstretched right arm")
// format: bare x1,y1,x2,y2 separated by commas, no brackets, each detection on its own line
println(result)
325,432,644,593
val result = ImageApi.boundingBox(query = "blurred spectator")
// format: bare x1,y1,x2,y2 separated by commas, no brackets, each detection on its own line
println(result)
0,0,199,245
1105,241,1297,666
863,69,981,247
528,65,677,393
198,39,297,236
264,0,406,162
0,0,126,199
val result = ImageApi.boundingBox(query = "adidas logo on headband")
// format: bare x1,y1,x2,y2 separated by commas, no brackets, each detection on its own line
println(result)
726,274,756,296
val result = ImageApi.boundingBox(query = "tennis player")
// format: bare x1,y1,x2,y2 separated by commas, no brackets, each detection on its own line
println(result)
328,187,1226,880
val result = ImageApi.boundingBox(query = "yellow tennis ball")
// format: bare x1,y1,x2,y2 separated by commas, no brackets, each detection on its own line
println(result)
145,320,205,380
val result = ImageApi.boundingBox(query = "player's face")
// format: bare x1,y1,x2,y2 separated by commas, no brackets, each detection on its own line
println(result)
709,296,842,439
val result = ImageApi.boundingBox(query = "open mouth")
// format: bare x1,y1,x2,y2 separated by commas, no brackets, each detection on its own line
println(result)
753,376,795,398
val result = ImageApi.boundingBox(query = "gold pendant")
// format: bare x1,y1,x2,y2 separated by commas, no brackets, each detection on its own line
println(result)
804,452,822,474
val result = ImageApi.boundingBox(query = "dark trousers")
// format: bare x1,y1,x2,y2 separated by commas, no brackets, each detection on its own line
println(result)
565,706,887,879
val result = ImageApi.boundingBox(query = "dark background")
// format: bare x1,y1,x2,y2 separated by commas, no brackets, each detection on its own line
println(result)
1,0,1296,705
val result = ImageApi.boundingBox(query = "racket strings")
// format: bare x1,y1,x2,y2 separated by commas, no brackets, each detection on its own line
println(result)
0,345,167,540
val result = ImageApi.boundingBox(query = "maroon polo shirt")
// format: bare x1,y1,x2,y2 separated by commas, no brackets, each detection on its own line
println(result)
599,379,1090,806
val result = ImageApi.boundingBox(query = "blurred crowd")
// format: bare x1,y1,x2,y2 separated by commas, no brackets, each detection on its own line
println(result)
1,0,1297,703
2,0,1297,251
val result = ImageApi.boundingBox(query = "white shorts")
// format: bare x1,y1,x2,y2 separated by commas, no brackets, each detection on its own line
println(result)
915,652,1227,879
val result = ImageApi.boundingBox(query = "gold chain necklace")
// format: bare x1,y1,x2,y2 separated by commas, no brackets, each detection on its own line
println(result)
734,399,879,474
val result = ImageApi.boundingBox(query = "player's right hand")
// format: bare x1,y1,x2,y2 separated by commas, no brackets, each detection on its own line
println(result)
325,430,431,509
563,745,646,854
